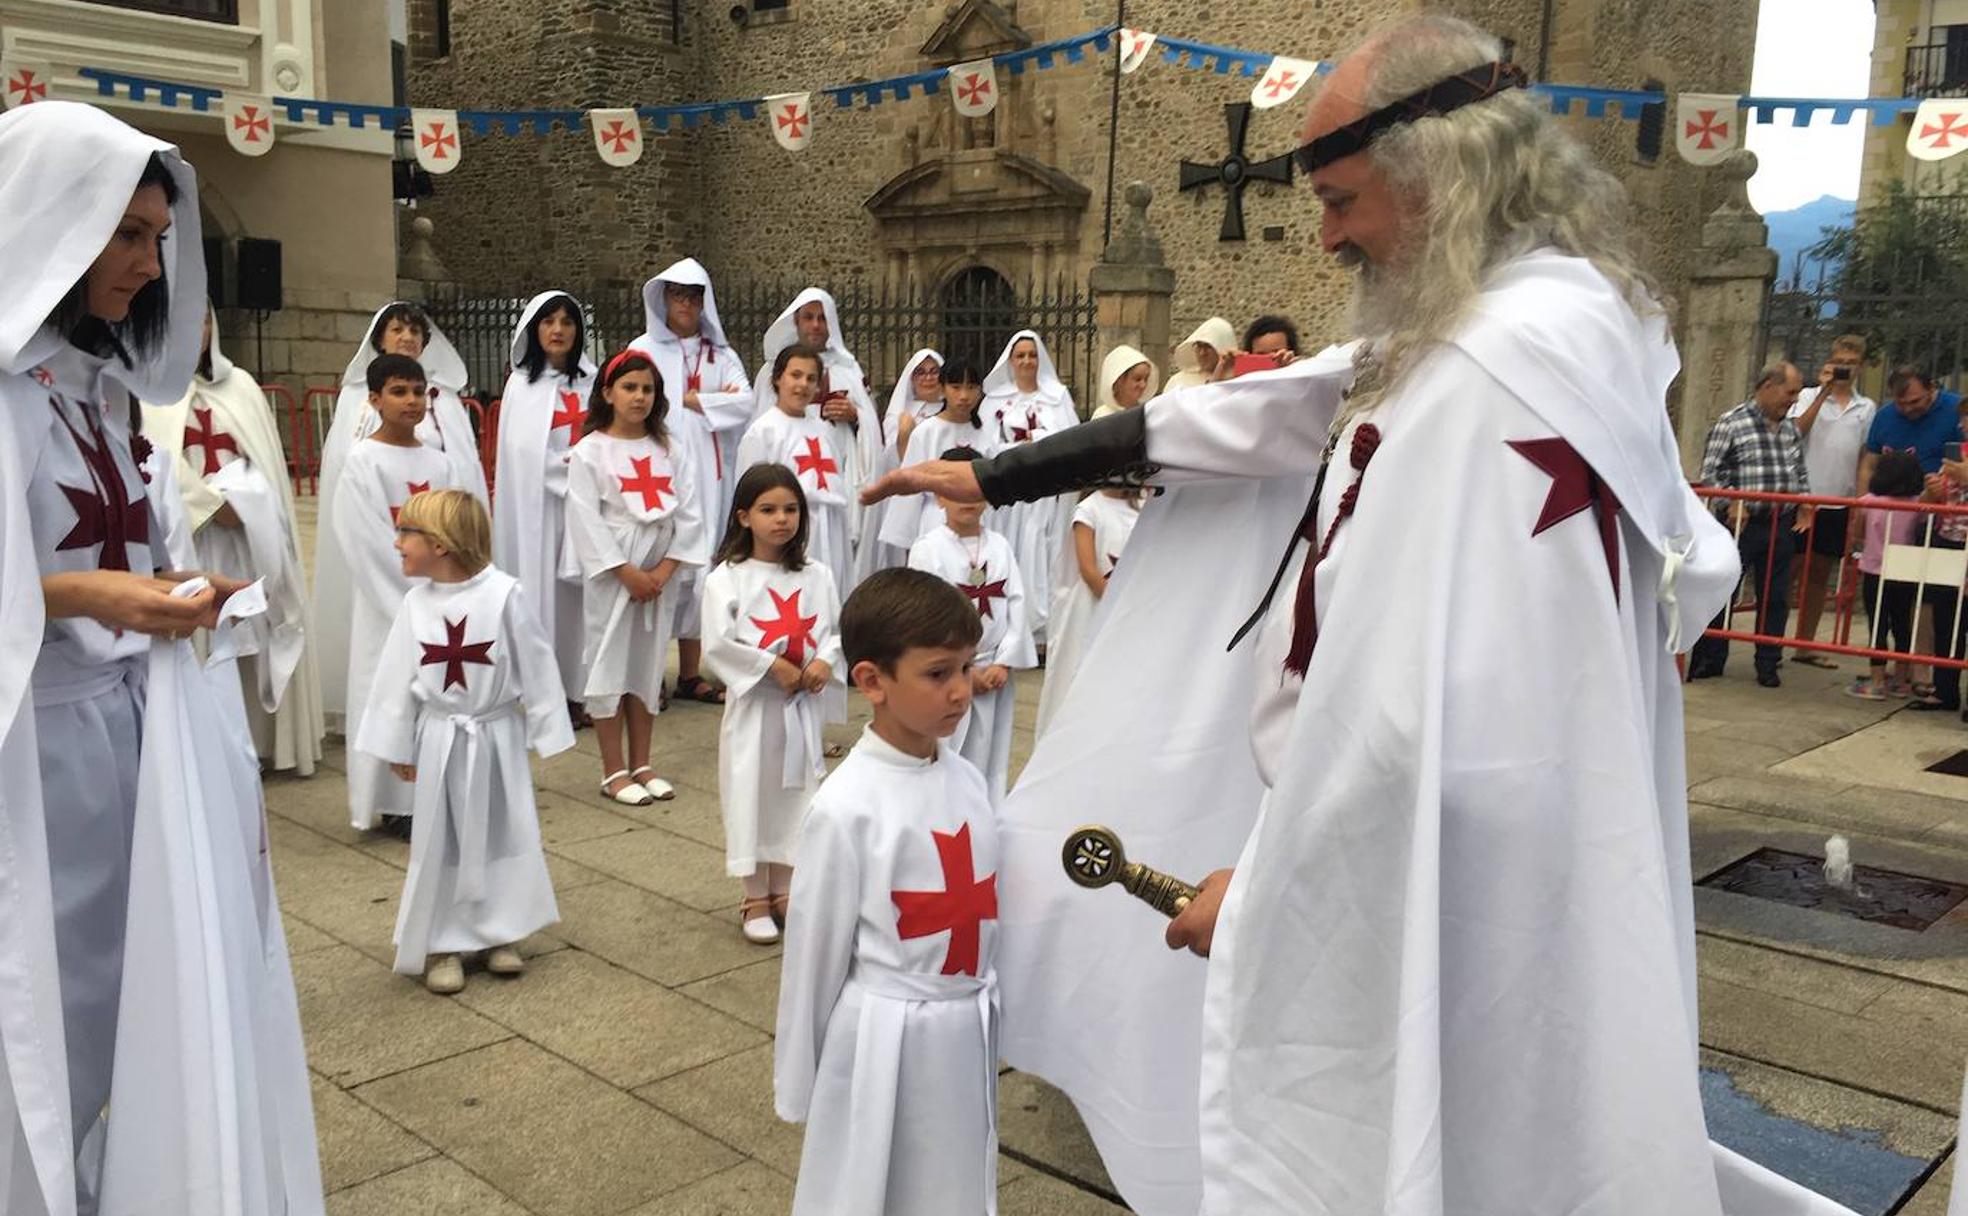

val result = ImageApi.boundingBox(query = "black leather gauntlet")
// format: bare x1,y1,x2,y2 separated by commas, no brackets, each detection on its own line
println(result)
971,407,1159,506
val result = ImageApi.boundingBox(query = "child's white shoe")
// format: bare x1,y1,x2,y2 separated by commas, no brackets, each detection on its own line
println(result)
424,953,465,994
600,770,655,806
631,767,675,801
741,898,780,944
484,945,525,975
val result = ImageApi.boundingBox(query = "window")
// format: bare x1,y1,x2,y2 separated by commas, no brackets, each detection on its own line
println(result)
754,0,790,10
77,0,237,20
434,0,452,58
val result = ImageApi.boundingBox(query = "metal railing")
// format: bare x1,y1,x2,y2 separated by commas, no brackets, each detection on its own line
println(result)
1905,37,1968,99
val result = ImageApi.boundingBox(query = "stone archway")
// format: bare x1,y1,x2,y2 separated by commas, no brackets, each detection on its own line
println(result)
939,265,1018,372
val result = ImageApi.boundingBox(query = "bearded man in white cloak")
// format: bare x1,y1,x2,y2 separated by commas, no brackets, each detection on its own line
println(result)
868,15,1858,1216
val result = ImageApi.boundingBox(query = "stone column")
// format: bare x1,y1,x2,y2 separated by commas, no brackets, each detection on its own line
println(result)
1089,182,1175,380
1676,150,1779,476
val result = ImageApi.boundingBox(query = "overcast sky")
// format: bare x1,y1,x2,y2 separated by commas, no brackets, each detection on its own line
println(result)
1744,0,1874,213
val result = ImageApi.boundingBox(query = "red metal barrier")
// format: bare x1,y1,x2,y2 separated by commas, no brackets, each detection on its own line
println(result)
1694,485,1968,672
260,383,305,499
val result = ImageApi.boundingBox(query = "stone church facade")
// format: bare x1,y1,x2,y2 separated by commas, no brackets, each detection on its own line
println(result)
404,0,1755,371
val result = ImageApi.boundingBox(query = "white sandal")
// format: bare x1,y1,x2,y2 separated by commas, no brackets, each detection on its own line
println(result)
631,766,676,801
600,770,655,806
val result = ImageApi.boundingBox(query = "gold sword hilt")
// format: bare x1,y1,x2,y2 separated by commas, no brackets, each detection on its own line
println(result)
1061,825,1202,919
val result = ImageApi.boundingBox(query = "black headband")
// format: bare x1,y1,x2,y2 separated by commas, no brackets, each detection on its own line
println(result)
1295,60,1529,174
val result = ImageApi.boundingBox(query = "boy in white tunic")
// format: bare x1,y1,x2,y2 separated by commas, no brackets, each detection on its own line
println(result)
333,354,466,833
357,490,573,994
908,450,1035,807
700,463,845,943
775,568,1000,1216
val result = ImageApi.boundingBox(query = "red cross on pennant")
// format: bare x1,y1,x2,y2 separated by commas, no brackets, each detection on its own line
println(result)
892,823,997,976
419,615,496,692
1263,70,1300,100
957,73,992,107
1684,108,1730,150
1920,110,1968,152
420,121,457,160
617,454,674,512
750,586,818,667
598,119,638,155
1507,437,1623,600
794,435,838,490
957,574,1007,619
551,389,586,442
184,406,240,476
233,105,270,142
390,480,432,525
1124,31,1152,60
777,104,809,141
7,67,50,107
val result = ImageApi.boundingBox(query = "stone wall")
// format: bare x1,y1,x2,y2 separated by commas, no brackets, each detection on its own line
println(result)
407,0,1759,369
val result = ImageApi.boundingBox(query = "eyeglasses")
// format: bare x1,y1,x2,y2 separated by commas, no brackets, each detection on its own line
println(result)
665,286,706,302
394,525,428,538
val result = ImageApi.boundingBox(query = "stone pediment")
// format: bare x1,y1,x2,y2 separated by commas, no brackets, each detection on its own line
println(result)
866,150,1090,218
919,0,1032,65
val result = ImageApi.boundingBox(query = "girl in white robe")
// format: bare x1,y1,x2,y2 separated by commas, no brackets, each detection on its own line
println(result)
879,357,996,551
313,302,485,728
357,490,573,994
0,100,322,1216
908,499,1036,807
737,346,854,594
564,350,706,806
143,307,326,774
699,463,844,944
491,291,593,717
775,569,1001,1216
981,330,1079,648
333,357,465,831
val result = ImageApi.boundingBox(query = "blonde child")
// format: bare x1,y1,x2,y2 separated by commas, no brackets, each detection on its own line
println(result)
700,463,845,943
356,490,573,994
564,350,706,805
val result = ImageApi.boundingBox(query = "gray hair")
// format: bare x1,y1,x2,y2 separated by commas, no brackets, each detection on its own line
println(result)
1338,16,1663,425
1755,362,1799,389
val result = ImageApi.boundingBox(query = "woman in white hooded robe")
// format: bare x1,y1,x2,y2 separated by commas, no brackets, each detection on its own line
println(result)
0,99,321,1216
980,330,1079,646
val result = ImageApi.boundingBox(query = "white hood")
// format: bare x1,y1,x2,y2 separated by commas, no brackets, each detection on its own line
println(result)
1095,344,1159,412
887,347,943,418
508,290,597,380
640,257,734,351
761,286,864,381
0,99,207,403
339,301,469,392
983,328,1068,407
1172,318,1237,374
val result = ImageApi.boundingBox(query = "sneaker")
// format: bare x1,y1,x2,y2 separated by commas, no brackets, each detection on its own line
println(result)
484,945,525,975
424,953,465,994
380,814,413,840
1844,678,1886,701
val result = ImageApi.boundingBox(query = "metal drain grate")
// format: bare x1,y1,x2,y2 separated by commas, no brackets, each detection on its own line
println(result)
1697,848,1968,931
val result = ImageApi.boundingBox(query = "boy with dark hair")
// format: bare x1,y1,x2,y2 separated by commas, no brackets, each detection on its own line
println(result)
335,355,464,835
775,567,1001,1216
908,445,1035,806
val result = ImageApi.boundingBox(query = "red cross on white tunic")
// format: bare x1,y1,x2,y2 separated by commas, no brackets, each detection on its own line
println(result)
957,573,1007,619
1507,437,1623,600
749,586,818,667
551,389,586,442
390,480,432,525
420,615,496,691
183,407,240,476
617,454,673,512
794,435,838,490
56,481,150,571
891,822,997,977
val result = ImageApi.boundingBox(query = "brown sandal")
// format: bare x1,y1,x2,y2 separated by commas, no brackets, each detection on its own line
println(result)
770,893,790,928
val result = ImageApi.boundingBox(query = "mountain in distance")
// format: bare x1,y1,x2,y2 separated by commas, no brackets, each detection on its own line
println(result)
1760,194,1856,282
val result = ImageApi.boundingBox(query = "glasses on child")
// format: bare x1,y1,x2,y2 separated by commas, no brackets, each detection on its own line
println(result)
665,285,706,302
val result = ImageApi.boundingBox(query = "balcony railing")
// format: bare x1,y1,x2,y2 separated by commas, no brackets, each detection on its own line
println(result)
1905,37,1968,98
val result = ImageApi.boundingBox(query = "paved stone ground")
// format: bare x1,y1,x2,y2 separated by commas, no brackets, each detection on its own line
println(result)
277,500,1965,1214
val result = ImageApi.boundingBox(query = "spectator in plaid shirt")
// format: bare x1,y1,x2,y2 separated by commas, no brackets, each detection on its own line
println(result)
1688,362,1808,687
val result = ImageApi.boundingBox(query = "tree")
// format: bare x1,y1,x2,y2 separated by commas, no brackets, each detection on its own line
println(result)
1801,170,1968,376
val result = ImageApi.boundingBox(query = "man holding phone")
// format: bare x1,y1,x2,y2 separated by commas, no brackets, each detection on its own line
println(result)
1787,334,1875,668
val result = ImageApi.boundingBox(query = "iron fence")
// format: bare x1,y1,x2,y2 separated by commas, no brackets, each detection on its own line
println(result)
422,274,1102,413
1764,255,1968,396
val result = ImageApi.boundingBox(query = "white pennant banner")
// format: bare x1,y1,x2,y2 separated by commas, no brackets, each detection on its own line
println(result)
949,59,999,119
1119,29,1158,75
3,59,53,109
411,107,461,174
223,94,276,157
1675,93,1740,166
590,107,643,167
1252,56,1316,111
767,92,812,152
1908,97,1968,162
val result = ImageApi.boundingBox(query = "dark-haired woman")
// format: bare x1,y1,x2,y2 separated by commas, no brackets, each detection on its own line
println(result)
492,291,593,719
0,100,320,1216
